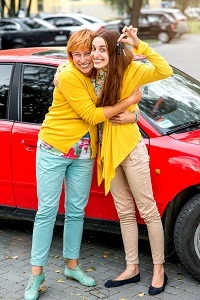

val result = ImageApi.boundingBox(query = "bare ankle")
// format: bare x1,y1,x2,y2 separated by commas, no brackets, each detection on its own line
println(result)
32,266,43,276
153,264,165,275
126,264,139,274
66,259,78,269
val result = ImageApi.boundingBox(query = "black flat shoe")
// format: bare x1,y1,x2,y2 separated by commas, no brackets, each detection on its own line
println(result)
148,273,168,295
104,273,140,288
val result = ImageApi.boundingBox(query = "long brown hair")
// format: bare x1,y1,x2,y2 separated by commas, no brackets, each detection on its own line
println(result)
94,30,133,107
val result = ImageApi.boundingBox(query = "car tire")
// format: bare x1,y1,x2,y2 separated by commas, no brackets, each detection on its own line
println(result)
157,31,170,43
174,194,200,281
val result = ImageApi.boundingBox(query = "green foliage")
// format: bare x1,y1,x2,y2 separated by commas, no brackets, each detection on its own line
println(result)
103,0,132,15
187,20,200,33
173,0,200,12
103,0,143,26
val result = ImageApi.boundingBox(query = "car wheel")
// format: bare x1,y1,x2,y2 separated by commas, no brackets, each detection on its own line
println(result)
174,194,200,280
157,31,170,43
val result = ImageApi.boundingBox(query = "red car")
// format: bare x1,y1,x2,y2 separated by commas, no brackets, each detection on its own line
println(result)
0,47,200,280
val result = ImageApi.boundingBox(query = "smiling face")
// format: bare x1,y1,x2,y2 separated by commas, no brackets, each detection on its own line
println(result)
71,48,94,76
91,37,109,70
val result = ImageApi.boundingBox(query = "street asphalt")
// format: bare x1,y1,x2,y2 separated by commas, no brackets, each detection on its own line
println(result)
0,219,200,300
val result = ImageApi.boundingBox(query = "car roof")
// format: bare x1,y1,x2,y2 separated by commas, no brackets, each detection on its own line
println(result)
0,16,57,29
141,8,187,18
0,47,146,64
0,47,67,66
42,13,104,23
66,13,105,23
42,13,105,23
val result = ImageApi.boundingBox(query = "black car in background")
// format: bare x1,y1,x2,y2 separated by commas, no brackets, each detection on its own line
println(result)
105,10,178,43
0,17,70,50
144,8,188,37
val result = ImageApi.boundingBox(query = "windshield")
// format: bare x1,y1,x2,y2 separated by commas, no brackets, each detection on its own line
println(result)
139,66,200,134
23,18,56,29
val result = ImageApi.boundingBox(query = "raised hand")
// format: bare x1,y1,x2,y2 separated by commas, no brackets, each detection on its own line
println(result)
118,25,140,48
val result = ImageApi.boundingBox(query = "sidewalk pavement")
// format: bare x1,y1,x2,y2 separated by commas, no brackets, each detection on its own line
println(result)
0,219,200,300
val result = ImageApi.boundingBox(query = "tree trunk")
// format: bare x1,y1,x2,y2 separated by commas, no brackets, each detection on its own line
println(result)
180,0,188,13
17,0,22,14
1,0,5,17
130,0,143,28
9,0,16,16
26,0,32,17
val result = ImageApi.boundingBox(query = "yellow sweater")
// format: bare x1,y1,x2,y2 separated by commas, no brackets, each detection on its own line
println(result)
39,63,107,158
97,41,173,194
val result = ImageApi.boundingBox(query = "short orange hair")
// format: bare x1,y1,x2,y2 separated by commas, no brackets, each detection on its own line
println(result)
66,29,96,62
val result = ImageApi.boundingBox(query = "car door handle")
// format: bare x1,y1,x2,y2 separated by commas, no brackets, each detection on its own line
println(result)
21,140,37,148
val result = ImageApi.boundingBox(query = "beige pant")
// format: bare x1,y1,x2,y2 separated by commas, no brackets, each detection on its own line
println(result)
110,140,164,265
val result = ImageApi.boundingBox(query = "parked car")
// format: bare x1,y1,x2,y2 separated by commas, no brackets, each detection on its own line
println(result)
40,13,107,33
0,17,70,49
105,10,178,43
0,47,200,281
142,8,188,37
184,7,200,20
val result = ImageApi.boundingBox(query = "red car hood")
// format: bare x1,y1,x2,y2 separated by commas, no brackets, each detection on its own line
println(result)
171,129,200,145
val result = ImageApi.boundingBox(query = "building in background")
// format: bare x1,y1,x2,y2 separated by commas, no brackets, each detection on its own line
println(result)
2,0,165,20
40,0,163,20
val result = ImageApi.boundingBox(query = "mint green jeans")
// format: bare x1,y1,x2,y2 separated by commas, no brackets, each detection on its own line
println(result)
30,146,94,266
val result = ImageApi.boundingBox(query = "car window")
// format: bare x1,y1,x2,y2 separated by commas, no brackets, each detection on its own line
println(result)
49,17,82,27
22,64,56,124
31,18,56,29
0,64,13,119
139,67,200,133
145,14,160,23
22,18,48,29
0,20,19,31
81,17,99,24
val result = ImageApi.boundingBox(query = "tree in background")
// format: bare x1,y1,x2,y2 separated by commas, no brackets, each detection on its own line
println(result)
103,0,144,27
1,0,32,17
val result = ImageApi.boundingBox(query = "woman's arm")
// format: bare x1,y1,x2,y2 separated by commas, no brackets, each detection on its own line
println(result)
119,26,173,84
57,67,142,125
109,107,140,125
103,88,141,119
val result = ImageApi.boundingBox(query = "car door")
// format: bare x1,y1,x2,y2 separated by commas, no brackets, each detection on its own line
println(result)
10,63,57,210
0,63,16,207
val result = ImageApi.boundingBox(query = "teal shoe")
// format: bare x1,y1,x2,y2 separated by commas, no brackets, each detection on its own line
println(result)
24,273,45,300
64,265,96,287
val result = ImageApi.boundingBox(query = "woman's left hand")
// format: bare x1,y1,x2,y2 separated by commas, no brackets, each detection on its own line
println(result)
109,110,138,125
53,63,67,86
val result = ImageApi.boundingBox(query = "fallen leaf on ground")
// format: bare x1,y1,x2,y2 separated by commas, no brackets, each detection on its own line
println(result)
57,279,64,283
55,270,60,273
39,286,47,292
178,273,183,280
103,251,110,258
138,292,145,297
86,267,96,272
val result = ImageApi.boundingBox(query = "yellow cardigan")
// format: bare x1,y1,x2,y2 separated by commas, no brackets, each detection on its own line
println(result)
97,41,173,194
39,63,107,158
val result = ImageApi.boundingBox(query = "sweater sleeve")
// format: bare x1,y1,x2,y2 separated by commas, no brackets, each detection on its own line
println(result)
58,68,107,126
132,40,173,86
